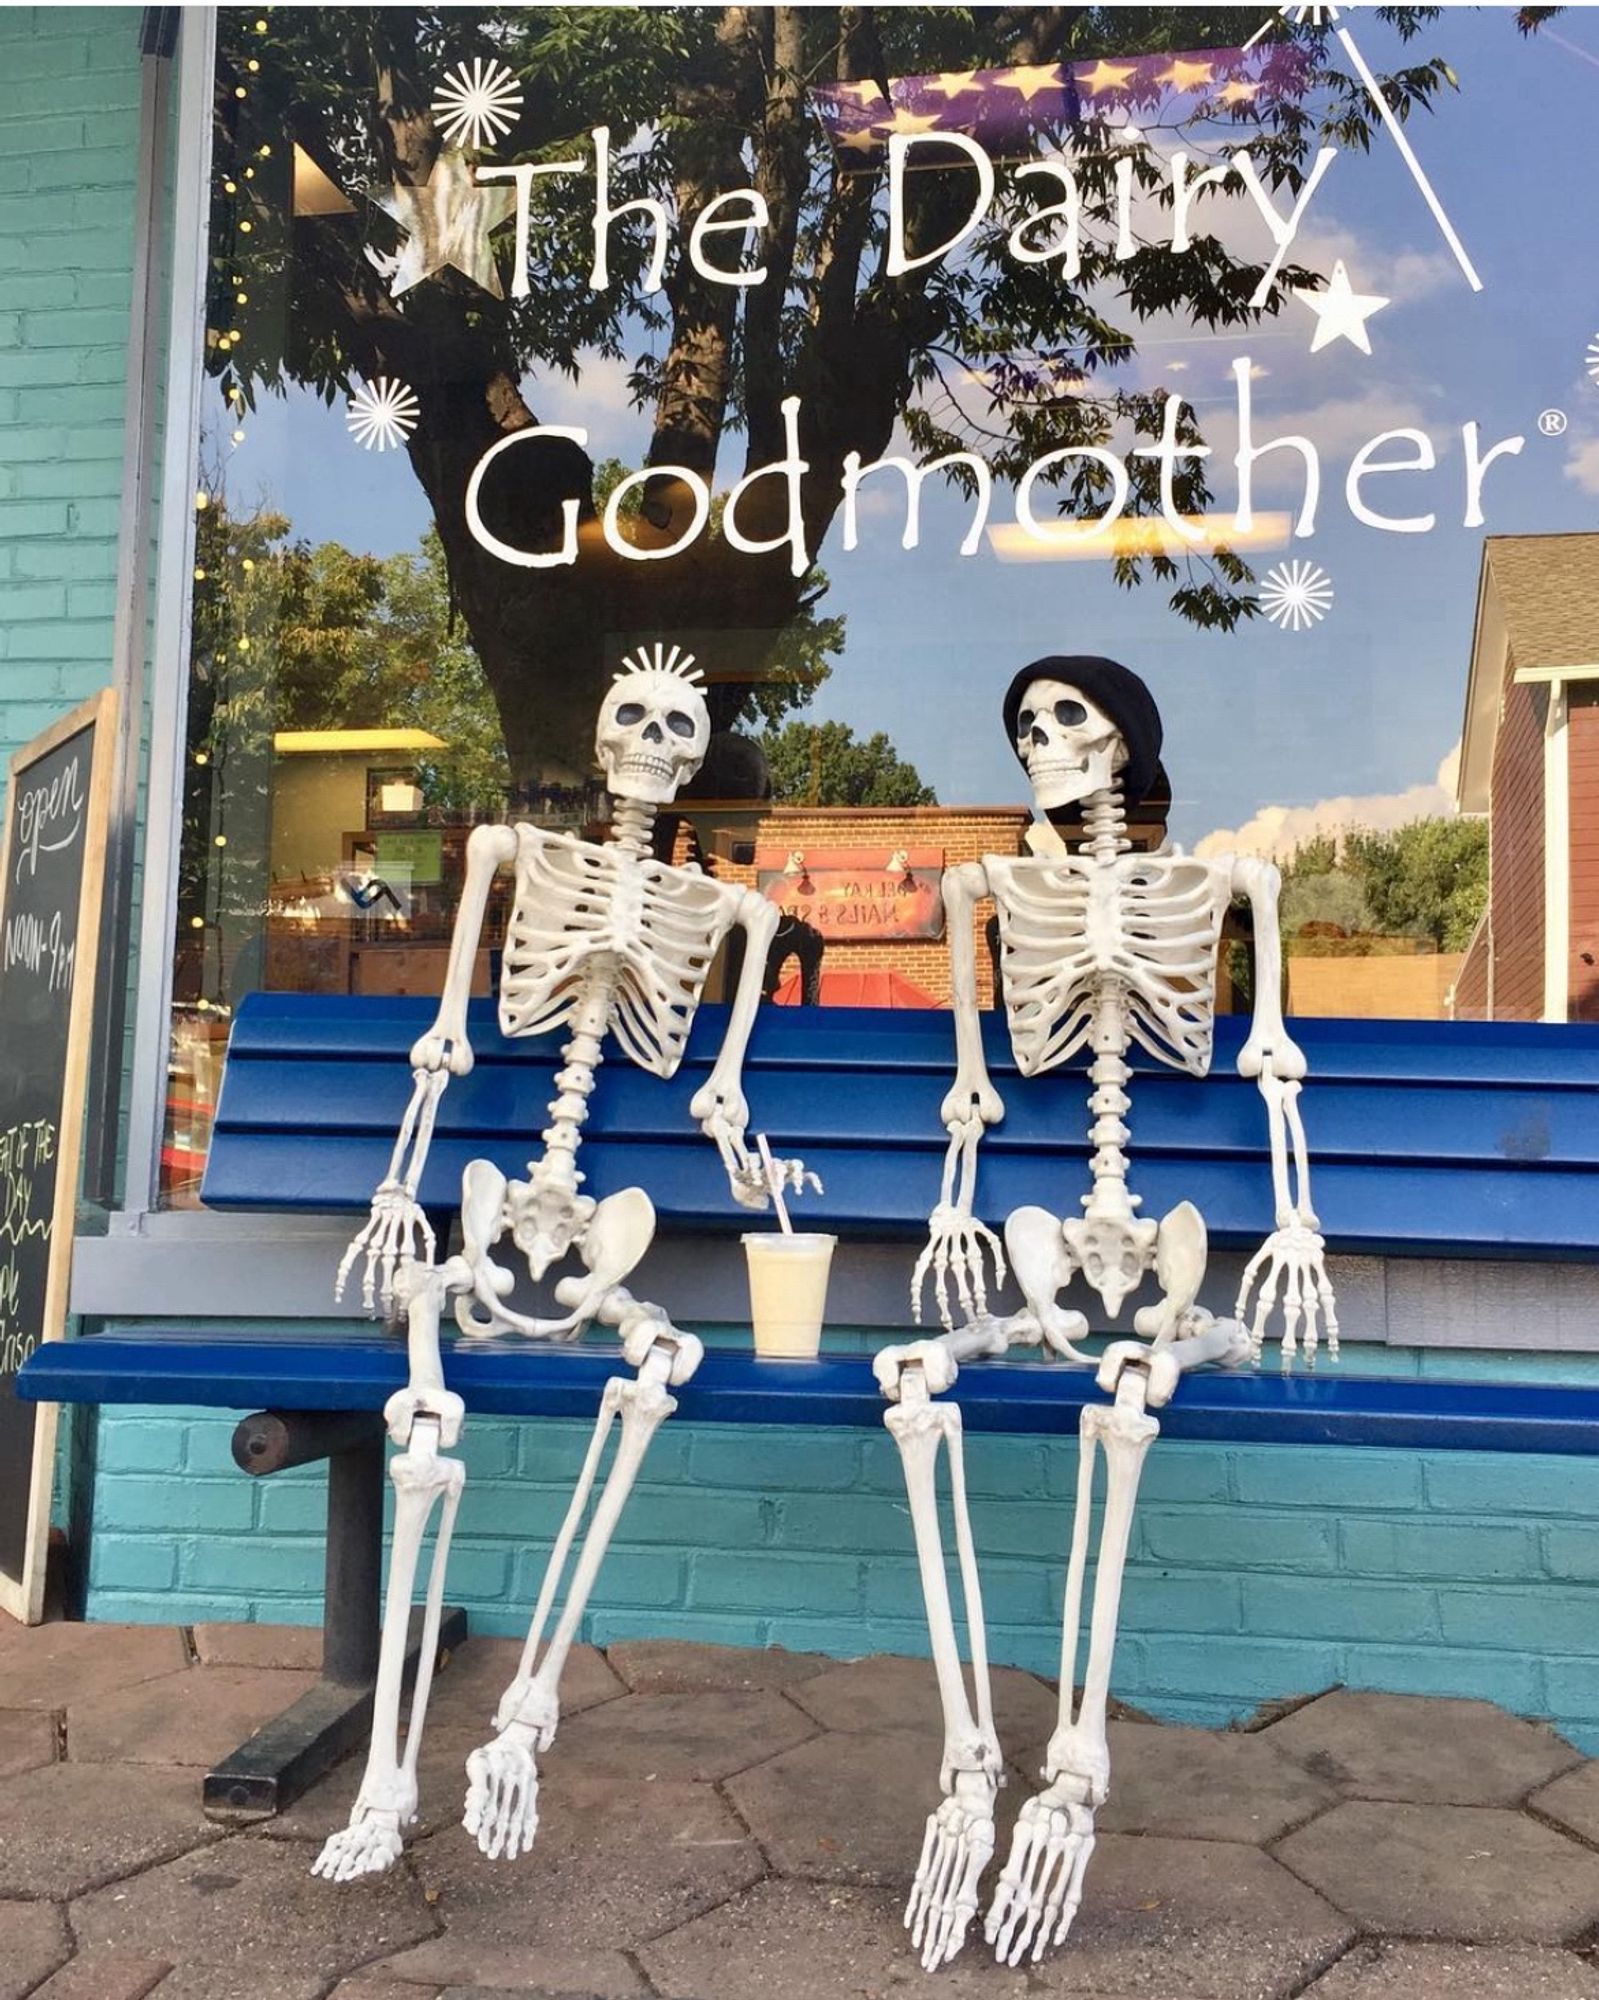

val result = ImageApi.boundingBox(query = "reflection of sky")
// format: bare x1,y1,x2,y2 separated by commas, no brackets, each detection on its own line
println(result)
225,8,1599,851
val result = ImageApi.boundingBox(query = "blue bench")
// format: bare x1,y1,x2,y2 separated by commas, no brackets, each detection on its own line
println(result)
23,992,1599,1813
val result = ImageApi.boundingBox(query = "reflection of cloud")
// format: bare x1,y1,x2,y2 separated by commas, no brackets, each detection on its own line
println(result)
534,353,643,461
1564,435,1599,495
1194,743,1461,859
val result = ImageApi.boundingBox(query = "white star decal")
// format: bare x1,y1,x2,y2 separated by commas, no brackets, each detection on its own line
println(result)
1293,259,1389,356
372,149,516,299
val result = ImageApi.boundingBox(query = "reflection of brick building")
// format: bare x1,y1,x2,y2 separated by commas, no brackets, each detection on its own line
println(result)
1454,535,1599,1022
708,805,1034,1008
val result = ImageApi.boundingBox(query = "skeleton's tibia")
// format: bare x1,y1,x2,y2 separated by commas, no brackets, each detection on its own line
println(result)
464,1334,690,1861
312,1412,465,1882
986,1370,1158,1964
884,1369,1003,1971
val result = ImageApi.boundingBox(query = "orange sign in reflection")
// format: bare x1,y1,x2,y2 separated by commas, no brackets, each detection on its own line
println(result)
756,846,945,941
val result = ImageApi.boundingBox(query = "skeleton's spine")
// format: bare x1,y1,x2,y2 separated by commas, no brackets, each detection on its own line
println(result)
537,797,657,1187
1081,785,1138,1220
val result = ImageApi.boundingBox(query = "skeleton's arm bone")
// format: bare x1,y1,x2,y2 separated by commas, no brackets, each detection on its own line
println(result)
688,889,783,1195
1230,855,1316,1224
940,861,1003,1134
413,822,517,1072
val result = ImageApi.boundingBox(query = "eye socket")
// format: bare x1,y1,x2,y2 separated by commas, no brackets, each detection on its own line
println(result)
666,710,697,739
1017,708,1035,736
615,702,644,725
1054,699,1088,726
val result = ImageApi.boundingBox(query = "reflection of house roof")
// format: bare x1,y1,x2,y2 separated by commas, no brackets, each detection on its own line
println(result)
1458,534,1599,812
772,969,939,1008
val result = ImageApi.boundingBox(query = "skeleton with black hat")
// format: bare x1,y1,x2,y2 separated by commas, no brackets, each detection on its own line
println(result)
874,657,1335,1971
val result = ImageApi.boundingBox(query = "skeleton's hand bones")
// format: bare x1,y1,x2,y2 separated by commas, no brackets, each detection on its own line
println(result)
913,1202,1008,1331
1237,1219,1338,1366
337,1181,435,1313
691,1080,818,1210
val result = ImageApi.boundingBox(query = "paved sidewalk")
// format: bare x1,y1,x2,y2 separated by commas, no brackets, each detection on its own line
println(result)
0,1619,1594,1998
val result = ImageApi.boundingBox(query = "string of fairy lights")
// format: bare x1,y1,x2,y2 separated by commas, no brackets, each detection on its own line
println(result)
183,13,271,1030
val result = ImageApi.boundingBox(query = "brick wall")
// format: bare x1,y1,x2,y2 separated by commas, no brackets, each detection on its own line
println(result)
84,1345,1599,1754
0,7,141,765
1567,689,1599,1020
1486,676,1547,1019
712,804,1034,1008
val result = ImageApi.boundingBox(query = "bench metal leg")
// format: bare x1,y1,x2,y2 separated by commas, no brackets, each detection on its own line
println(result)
204,1415,467,1822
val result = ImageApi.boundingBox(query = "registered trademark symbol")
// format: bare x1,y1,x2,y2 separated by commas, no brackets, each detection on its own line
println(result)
1539,408,1569,437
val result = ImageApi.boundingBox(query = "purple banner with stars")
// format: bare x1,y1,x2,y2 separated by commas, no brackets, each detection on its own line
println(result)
810,45,1314,164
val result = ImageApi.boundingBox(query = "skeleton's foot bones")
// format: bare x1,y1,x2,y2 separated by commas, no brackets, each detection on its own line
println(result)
986,1780,1098,1965
906,1767,999,1971
311,1781,415,1882
463,1717,544,1861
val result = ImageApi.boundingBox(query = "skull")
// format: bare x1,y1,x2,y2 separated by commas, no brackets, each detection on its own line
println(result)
1013,677,1126,812
595,645,711,805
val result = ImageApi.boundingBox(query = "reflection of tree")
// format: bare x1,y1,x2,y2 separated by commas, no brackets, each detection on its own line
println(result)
181,501,515,1002
1279,820,1489,953
213,6,1455,792
761,717,936,807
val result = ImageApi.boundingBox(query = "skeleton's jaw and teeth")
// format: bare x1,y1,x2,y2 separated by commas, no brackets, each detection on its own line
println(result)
595,643,711,810
1016,678,1125,815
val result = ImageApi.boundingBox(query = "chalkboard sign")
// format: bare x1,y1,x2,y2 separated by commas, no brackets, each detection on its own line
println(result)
0,691,116,1622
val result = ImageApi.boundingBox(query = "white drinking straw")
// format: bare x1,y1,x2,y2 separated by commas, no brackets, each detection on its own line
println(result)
756,1132,793,1235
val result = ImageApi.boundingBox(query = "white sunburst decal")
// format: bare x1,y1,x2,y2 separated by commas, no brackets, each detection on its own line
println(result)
1586,336,1599,387
346,378,420,453
431,57,524,152
1258,560,1334,633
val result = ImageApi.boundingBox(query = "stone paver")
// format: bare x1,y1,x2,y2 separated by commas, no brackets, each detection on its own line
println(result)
31,1951,172,2000
385,1772,761,1988
0,1623,188,1708
0,1621,1588,1997
728,1724,946,1883
327,1980,446,2000
1530,1759,1599,1845
69,1664,321,1767
1097,1718,1337,1843
607,1637,828,1694
1263,1690,1583,1806
145,1971,327,1999
0,1706,56,1778
1025,1835,1354,1996
552,1686,816,1782
0,1762,220,1897
426,1638,624,1729
73,1835,438,1980
1275,1800,1599,1944
0,1899,71,2000
192,1622,323,1671
791,1653,1060,1750
1301,1939,1599,1998
639,1879,1030,1999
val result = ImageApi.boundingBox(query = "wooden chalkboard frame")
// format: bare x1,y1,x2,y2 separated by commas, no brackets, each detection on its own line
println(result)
0,689,117,1623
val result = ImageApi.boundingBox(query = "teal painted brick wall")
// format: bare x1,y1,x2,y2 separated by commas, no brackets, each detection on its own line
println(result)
0,7,141,761
84,1345,1599,1756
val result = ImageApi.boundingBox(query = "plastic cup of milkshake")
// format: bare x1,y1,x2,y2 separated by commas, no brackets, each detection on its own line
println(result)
743,1232,837,1359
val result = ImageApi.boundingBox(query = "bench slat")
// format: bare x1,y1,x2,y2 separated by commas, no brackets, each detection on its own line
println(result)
21,1332,1599,1453
198,1129,1599,1257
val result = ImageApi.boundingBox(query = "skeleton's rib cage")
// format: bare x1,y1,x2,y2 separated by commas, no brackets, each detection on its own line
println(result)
987,851,1231,1080
498,825,739,1079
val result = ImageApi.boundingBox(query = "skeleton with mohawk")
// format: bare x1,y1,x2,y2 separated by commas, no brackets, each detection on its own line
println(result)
314,643,815,1884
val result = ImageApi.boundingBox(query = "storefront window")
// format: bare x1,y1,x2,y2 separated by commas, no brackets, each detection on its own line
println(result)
162,6,1599,1201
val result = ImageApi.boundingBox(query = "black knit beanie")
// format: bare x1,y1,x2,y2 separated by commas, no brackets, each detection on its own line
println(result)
1002,655,1164,808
